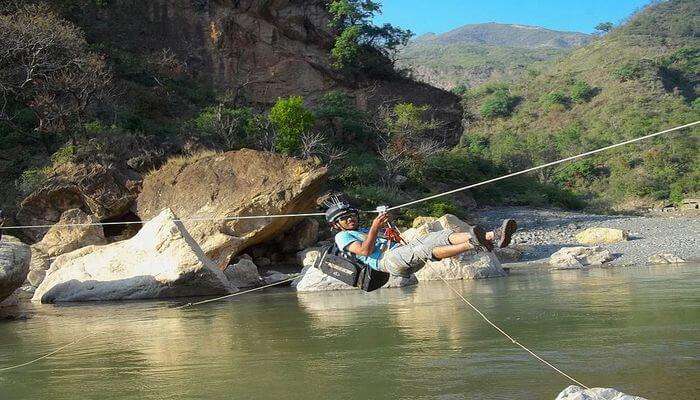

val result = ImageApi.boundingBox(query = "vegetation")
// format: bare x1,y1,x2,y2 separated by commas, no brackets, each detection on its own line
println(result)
268,96,316,155
458,0,700,211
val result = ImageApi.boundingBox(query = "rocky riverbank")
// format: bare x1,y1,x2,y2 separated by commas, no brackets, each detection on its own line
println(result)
475,206,700,266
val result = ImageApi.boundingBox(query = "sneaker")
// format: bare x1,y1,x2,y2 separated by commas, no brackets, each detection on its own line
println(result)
494,219,517,248
469,225,493,252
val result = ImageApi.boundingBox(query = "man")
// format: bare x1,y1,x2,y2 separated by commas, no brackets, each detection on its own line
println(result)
325,200,517,278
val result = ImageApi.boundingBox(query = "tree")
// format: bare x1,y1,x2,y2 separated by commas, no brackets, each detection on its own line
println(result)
268,96,315,155
328,0,413,70
0,5,112,138
595,22,614,34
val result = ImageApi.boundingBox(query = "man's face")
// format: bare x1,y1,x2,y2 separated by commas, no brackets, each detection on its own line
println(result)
334,212,359,230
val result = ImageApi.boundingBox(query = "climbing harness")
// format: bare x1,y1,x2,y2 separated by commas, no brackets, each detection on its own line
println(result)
1,121,698,393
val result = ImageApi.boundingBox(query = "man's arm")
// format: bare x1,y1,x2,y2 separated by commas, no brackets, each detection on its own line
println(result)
346,213,389,257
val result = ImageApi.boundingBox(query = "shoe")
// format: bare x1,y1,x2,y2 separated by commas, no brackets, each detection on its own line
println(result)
469,225,493,252
494,219,517,248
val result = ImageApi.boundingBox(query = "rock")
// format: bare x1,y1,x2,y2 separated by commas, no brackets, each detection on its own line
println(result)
256,257,271,267
412,216,437,229
494,247,523,263
136,149,327,269
281,218,319,252
293,250,417,292
27,269,46,287
555,385,647,400
263,271,292,285
679,198,699,211
29,248,51,273
549,246,613,269
17,162,141,241
0,236,30,303
224,259,263,288
33,209,106,257
648,253,686,264
32,209,234,303
415,252,506,281
575,227,629,245
436,214,472,233
0,290,19,307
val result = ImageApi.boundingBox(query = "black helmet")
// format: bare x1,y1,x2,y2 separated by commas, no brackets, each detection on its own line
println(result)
324,199,357,224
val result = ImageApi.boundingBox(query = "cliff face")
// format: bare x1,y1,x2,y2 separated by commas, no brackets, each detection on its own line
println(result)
72,0,462,141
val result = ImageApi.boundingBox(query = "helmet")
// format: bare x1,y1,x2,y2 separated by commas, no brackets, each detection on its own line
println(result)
324,198,357,224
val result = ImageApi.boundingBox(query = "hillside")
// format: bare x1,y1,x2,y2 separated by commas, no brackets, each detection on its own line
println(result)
0,0,463,220
398,23,592,90
457,0,699,211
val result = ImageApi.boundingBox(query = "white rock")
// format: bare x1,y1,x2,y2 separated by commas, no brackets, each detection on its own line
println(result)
33,208,106,257
32,209,235,303
555,385,647,400
415,252,506,281
224,259,263,288
648,253,686,264
0,236,30,303
575,227,628,245
435,214,472,233
293,253,417,292
550,246,613,269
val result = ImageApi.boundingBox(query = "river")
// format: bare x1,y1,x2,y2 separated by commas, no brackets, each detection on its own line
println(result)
1,264,698,399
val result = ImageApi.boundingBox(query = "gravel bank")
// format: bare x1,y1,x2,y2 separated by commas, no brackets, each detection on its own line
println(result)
473,206,700,265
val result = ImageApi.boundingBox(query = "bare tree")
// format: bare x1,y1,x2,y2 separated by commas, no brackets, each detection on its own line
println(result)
0,5,112,138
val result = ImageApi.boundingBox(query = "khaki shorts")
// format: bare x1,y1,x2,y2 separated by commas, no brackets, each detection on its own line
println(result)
378,229,454,277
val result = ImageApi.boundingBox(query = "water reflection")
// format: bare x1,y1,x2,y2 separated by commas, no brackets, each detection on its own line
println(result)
0,266,698,400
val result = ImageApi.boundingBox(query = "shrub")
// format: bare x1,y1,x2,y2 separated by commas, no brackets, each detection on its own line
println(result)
17,168,48,196
480,89,518,118
315,90,367,143
570,81,595,103
268,96,315,155
539,91,568,111
612,61,645,81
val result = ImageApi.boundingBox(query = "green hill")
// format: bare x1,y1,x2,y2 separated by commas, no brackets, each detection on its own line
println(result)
458,0,699,211
398,23,592,90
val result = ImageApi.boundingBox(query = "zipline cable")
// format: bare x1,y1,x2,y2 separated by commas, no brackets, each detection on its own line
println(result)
1,120,697,231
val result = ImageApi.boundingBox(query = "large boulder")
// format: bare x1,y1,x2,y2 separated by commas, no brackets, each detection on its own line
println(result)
555,385,647,400
17,162,141,241
405,214,506,281
32,209,234,303
0,236,31,303
549,246,614,269
136,150,327,269
27,209,108,288
575,227,629,245
33,209,106,257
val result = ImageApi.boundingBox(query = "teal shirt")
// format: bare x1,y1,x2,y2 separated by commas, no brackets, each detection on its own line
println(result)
334,228,398,270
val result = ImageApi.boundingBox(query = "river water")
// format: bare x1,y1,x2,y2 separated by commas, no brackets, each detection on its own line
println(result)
1,264,698,400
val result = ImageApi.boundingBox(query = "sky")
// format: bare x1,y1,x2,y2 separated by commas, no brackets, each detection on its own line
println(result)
373,0,653,36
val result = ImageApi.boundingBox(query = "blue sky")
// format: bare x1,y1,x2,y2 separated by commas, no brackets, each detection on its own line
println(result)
373,0,653,36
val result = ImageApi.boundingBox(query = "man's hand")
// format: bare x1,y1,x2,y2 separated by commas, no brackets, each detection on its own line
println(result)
371,212,389,229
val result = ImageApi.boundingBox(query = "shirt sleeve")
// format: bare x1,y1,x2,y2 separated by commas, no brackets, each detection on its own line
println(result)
335,231,360,251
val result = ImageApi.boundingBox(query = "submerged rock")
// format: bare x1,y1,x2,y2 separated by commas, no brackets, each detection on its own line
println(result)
0,236,30,303
555,385,647,400
32,209,234,303
575,227,629,245
136,149,327,269
550,246,613,270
